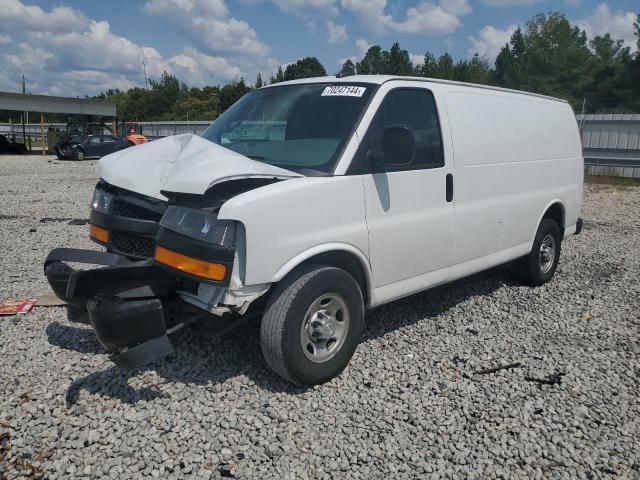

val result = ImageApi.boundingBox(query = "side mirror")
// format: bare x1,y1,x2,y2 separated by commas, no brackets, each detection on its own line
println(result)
367,125,415,172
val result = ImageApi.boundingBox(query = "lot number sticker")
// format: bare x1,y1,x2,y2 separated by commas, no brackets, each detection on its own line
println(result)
321,86,366,97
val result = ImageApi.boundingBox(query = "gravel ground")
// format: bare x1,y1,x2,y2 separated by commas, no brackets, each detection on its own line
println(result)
1,155,639,479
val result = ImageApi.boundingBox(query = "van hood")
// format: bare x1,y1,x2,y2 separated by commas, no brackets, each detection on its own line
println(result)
97,133,303,200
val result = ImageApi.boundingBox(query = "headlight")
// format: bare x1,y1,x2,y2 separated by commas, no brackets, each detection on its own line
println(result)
91,189,113,213
160,206,237,247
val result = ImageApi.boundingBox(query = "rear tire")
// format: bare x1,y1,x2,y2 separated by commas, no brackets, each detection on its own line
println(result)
260,265,364,386
515,218,562,286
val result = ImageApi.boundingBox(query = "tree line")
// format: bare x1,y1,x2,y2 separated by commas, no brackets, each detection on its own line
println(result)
113,11,640,119
1,10,638,124
342,12,640,112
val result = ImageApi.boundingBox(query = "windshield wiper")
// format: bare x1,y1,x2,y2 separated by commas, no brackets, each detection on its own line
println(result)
246,155,265,161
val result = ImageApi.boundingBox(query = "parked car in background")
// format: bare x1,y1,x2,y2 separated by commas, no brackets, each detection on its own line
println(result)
55,134,130,160
54,122,116,159
0,134,28,154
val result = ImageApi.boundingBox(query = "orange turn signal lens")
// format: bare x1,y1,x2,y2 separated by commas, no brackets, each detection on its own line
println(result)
154,246,227,281
90,224,109,243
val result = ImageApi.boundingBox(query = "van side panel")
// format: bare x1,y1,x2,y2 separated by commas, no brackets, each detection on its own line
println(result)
445,88,583,278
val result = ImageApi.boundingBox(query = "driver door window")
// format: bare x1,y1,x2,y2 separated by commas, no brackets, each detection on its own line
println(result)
352,88,444,174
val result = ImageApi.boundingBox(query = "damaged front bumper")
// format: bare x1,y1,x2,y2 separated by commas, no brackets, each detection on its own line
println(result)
44,248,182,369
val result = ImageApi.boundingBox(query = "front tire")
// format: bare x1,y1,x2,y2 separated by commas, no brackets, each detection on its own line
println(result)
515,218,562,286
260,265,364,386
75,149,85,161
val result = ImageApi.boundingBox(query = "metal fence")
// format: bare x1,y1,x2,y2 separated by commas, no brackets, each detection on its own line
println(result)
577,114,640,179
3,116,640,177
0,121,210,144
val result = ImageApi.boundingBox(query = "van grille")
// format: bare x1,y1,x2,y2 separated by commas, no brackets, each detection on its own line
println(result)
112,199,163,222
111,232,156,259
104,187,166,259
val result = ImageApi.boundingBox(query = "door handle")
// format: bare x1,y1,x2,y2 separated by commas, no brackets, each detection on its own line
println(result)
446,174,453,202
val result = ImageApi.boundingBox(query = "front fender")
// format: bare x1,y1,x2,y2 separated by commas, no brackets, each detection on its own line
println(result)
273,243,374,306
218,176,370,294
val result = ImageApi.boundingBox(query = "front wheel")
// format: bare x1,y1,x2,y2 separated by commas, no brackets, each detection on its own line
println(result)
514,218,562,286
75,149,85,161
260,265,364,386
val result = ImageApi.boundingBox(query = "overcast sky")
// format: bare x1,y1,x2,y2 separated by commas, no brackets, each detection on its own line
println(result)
0,0,637,97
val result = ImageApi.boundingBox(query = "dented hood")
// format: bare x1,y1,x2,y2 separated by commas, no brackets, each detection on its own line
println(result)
97,133,302,200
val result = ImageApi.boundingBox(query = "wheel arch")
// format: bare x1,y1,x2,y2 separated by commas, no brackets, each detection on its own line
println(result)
539,200,566,237
272,244,374,307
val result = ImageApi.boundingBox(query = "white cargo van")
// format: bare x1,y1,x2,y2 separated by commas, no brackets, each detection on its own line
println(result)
45,76,583,385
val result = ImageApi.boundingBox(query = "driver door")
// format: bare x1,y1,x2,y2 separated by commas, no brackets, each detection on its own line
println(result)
356,86,454,304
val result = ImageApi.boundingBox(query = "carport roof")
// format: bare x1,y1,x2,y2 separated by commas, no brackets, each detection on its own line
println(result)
0,91,116,116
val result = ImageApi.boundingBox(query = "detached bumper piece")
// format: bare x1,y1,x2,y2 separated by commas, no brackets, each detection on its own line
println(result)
44,248,178,370
87,296,173,369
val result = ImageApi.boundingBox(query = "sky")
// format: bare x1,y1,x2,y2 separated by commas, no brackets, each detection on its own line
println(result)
0,0,638,97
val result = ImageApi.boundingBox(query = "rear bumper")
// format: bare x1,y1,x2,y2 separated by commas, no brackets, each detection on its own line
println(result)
44,248,179,369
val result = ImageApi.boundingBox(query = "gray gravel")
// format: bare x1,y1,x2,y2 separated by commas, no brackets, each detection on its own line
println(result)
1,155,639,479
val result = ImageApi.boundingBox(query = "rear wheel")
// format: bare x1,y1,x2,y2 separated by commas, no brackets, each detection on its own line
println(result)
515,218,562,286
260,265,364,386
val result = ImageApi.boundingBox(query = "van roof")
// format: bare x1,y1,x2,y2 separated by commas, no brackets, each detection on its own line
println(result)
265,75,569,104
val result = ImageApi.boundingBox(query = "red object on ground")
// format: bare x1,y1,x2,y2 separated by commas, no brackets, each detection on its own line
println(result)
0,299,37,315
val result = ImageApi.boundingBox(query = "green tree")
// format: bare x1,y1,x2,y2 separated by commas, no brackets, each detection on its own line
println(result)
255,73,264,89
494,27,527,89
124,86,152,121
583,34,633,111
147,71,181,118
436,53,455,79
635,14,640,52
494,13,593,106
166,91,219,120
621,14,640,112
283,57,327,81
452,54,491,84
219,78,250,112
269,65,285,84
415,52,438,77
356,46,386,74
356,43,413,75
339,59,356,76
384,42,413,75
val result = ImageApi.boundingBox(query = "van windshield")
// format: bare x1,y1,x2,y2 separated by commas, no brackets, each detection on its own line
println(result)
201,83,375,175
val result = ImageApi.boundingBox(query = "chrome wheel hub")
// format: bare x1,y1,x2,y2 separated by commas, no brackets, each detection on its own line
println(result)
539,233,556,274
301,293,350,363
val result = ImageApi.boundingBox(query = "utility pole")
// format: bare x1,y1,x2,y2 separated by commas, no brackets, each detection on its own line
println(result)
21,75,27,149
579,97,587,135
142,62,148,90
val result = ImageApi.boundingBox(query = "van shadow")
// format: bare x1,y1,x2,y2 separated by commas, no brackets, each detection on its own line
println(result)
372,173,390,211
61,266,520,406
46,322,103,354
362,266,519,343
